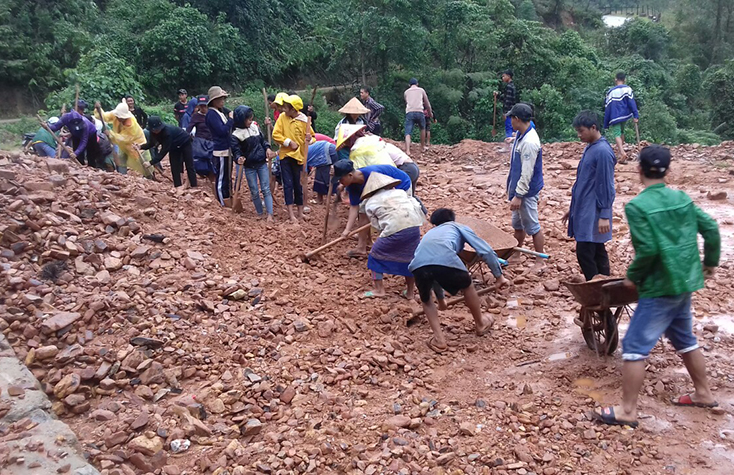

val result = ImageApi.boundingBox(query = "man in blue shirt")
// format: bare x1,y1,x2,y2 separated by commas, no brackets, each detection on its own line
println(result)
563,111,616,281
409,208,509,353
604,72,639,164
334,159,412,258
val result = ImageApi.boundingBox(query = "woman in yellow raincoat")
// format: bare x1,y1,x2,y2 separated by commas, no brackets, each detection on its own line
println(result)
96,101,150,177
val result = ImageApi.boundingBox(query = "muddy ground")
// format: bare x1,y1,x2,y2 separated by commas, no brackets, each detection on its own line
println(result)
1,138,733,475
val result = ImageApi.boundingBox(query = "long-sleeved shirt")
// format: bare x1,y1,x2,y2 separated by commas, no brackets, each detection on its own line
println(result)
100,111,146,150
131,107,148,130
49,111,96,156
501,81,517,113
625,183,720,298
409,222,503,278
347,164,411,206
141,124,191,165
205,108,233,153
349,135,396,169
33,127,58,148
232,123,271,168
404,86,432,115
567,137,616,243
272,113,314,165
604,84,639,128
507,125,543,200
363,97,385,132
364,188,424,238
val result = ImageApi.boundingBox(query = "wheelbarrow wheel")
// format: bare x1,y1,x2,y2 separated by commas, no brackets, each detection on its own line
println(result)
580,308,619,355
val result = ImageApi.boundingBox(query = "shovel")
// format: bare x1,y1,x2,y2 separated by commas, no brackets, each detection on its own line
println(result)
232,164,244,213
321,168,336,245
634,121,640,145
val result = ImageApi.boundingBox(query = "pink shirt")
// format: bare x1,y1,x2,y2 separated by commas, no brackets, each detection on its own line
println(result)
404,86,432,115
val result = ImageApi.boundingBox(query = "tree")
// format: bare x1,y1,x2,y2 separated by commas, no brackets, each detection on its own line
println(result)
517,0,539,21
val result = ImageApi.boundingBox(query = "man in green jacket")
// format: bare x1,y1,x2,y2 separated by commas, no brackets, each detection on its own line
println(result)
594,145,720,428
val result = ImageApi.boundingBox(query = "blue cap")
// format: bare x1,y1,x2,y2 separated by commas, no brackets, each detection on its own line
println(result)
409,78,418,85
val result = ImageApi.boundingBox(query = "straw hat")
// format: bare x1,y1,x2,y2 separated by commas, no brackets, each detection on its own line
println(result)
273,92,288,105
361,172,401,199
339,97,370,115
336,123,366,150
207,86,229,104
111,101,133,119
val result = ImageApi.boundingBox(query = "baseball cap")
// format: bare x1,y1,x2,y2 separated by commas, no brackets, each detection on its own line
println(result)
146,116,165,133
196,95,208,106
333,159,355,178
75,99,88,110
507,103,533,122
409,78,418,85
639,145,671,174
177,88,187,95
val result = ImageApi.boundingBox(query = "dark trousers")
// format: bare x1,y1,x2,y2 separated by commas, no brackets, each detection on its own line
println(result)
576,242,610,281
398,162,420,195
280,157,303,206
170,142,197,187
214,153,231,206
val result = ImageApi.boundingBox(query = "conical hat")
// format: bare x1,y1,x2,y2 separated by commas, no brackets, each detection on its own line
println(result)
336,123,366,150
361,172,401,199
339,97,370,115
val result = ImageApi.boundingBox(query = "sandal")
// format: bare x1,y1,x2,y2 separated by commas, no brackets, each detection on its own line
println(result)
590,407,638,428
426,337,447,354
671,394,718,408
363,291,386,298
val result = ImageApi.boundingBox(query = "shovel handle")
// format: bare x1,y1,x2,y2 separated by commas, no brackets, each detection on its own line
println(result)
304,223,371,261
410,286,495,318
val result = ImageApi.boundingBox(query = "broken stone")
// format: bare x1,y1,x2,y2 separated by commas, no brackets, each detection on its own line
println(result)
41,312,81,334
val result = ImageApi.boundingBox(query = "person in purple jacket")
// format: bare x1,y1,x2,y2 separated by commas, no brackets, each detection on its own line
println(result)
205,86,234,207
48,110,101,167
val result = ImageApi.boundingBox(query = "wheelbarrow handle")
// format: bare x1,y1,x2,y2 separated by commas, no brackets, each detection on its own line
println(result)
513,247,549,259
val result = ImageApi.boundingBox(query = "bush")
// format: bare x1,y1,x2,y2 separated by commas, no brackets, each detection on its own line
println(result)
640,101,678,144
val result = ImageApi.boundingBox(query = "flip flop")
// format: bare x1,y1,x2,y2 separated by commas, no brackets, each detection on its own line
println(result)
671,394,719,408
426,337,447,354
590,407,638,428
363,291,386,299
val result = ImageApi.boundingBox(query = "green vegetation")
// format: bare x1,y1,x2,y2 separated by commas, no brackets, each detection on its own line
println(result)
1,0,732,146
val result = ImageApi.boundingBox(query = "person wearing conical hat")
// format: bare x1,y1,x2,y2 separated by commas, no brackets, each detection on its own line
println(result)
205,86,234,206
335,124,394,169
271,94,316,223
333,159,412,258
97,100,149,176
334,97,369,144
361,172,425,299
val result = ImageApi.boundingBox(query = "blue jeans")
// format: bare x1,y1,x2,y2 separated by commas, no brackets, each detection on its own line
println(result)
33,142,56,157
622,293,699,361
404,112,426,136
505,116,513,138
245,163,273,216
511,194,541,236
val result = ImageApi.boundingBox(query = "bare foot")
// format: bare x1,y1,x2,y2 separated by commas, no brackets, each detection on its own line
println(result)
437,299,448,310
290,216,299,224
476,314,495,336
266,215,274,223
530,259,546,274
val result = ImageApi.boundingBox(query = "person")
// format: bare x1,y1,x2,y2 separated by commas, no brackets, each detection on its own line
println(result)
174,88,188,126
334,97,368,141
32,117,60,157
180,96,198,131
272,94,314,223
139,116,197,187
232,105,275,221
336,124,395,169
125,95,148,130
97,101,150,177
604,72,639,164
592,145,720,428
506,103,546,271
48,110,99,167
562,111,617,281
205,86,234,207
384,141,420,196
494,69,517,141
307,140,337,204
404,78,432,154
362,172,425,299
424,107,436,147
266,92,287,128
306,104,318,131
94,119,116,172
333,160,411,257
360,86,385,135
409,208,509,353
186,95,212,140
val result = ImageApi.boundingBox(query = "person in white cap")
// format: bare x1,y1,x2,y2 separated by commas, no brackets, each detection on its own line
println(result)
31,117,61,157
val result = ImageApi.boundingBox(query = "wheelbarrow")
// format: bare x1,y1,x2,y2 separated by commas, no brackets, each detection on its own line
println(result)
563,278,639,356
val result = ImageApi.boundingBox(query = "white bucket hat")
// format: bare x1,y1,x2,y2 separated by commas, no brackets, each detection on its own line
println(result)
111,101,133,119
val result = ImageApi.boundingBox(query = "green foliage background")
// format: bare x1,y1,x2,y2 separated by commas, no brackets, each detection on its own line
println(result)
2,0,734,145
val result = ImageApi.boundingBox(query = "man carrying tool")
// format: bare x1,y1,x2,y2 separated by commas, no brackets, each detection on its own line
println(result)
97,101,150,177
334,159,411,258
604,72,639,164
563,111,616,281
32,117,61,157
48,110,99,166
593,145,719,428
409,208,509,353
506,103,546,272
140,116,197,188
494,69,517,141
